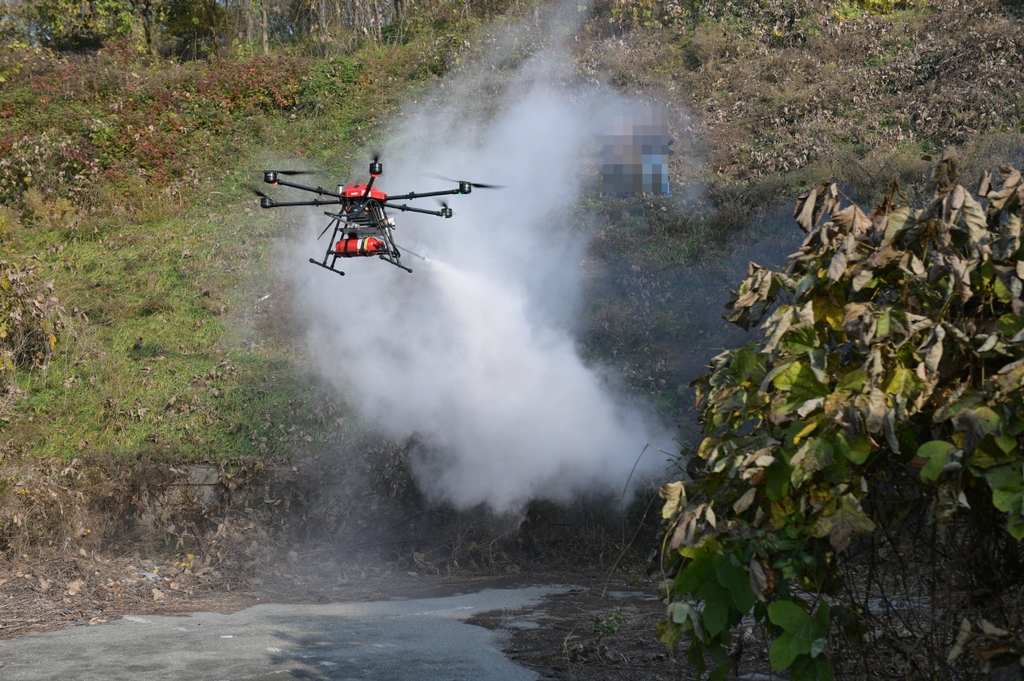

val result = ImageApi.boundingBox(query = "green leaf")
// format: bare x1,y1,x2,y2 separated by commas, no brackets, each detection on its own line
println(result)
973,407,1001,434
770,630,806,670
707,639,731,666
837,369,867,391
969,435,1016,469
1008,504,1024,541
993,276,1012,303
715,554,757,615
791,364,831,401
656,619,682,651
916,440,955,483
834,430,871,465
765,459,793,501
985,463,1024,497
813,654,836,681
875,309,891,338
761,360,796,392
792,653,836,681
768,600,810,633
883,366,913,397
697,579,732,637
813,602,831,641
674,552,717,595
782,326,819,354
997,313,1024,338
730,347,760,383
992,489,1023,514
771,361,804,391
708,664,732,681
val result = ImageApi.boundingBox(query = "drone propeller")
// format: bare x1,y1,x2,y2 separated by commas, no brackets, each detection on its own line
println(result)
263,169,316,185
239,169,313,175
249,187,275,209
425,173,506,190
435,200,454,219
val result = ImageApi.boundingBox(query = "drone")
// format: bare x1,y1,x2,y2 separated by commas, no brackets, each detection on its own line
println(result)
253,159,501,277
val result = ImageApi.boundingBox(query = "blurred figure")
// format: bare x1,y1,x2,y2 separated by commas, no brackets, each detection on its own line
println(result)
602,104,673,196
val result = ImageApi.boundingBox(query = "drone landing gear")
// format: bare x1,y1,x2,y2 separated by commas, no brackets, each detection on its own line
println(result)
308,258,345,276
380,255,413,273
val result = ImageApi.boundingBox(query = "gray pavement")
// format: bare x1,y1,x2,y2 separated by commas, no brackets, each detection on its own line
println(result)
0,586,567,680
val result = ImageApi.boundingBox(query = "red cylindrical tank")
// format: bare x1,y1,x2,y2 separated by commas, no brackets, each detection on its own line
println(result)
333,237,386,257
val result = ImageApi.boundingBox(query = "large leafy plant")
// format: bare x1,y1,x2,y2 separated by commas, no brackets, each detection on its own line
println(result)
659,154,1024,679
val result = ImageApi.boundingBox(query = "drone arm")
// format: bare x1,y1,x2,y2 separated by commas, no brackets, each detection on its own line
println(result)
260,198,343,208
267,177,344,199
385,188,464,201
383,202,452,217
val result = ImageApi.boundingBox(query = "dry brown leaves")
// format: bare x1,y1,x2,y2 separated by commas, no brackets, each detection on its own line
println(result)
0,551,257,640
589,1,1024,183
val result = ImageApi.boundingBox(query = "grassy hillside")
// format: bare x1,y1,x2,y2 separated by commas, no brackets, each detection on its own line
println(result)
0,20,491,463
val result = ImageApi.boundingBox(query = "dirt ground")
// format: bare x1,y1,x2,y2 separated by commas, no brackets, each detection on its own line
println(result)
0,549,685,679
468,579,691,681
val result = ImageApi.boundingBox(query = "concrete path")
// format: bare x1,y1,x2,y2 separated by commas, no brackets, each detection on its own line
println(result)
0,586,566,680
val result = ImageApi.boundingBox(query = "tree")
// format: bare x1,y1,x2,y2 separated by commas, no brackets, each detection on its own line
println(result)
659,153,1024,679
163,0,228,58
19,0,136,51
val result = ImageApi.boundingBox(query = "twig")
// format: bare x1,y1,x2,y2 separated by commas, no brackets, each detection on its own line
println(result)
601,490,660,599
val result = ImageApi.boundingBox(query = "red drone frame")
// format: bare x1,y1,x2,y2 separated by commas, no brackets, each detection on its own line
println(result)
254,159,501,276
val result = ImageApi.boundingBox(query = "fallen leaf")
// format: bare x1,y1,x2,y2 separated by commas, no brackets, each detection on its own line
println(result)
981,619,1010,638
67,579,84,596
947,617,975,662
749,557,775,603
152,588,166,601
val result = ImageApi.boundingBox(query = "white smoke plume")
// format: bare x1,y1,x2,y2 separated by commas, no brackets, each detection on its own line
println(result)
290,13,676,514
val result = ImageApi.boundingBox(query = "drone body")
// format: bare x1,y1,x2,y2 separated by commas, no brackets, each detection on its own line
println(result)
255,161,497,277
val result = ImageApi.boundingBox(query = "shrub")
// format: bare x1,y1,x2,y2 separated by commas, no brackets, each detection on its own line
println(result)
659,151,1024,680
297,56,363,111
0,212,65,375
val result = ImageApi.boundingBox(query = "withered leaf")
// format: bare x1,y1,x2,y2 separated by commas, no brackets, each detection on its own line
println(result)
732,487,757,514
978,169,992,197
827,250,848,281
831,202,872,237
812,495,876,553
749,557,773,603
794,181,836,233
947,618,975,662
929,146,959,189
659,481,686,520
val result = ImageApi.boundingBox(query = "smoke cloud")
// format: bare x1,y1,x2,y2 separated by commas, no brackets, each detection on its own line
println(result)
290,13,676,514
